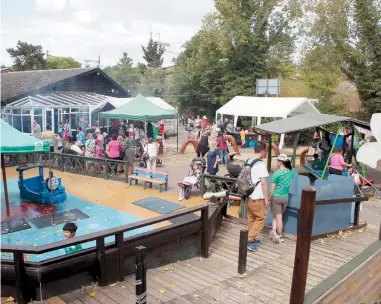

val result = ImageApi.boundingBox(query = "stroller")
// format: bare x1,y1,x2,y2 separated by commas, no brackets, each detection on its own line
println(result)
139,156,163,168
178,157,206,200
349,167,381,199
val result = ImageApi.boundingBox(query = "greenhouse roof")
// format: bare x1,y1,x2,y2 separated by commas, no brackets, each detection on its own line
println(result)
3,93,109,109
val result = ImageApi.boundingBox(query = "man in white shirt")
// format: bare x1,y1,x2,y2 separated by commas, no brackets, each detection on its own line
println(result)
246,149,270,252
32,120,41,139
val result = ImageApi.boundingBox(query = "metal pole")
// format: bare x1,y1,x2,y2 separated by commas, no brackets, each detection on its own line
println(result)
267,136,272,173
135,246,147,304
292,132,301,168
1,154,11,217
290,187,317,304
177,113,179,154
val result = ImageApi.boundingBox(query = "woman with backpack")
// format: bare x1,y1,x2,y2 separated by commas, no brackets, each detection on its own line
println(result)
268,154,294,244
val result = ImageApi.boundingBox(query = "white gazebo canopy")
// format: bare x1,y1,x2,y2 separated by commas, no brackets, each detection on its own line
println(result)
94,96,176,112
216,96,320,149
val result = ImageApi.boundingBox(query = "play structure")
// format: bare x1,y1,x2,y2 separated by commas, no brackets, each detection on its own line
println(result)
180,135,241,155
17,164,67,204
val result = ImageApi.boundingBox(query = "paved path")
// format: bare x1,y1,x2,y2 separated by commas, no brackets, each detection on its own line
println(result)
51,219,379,304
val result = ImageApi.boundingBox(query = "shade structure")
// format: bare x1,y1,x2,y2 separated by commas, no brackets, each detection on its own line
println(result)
100,94,177,121
216,96,319,118
0,119,50,154
251,113,370,135
1,119,50,218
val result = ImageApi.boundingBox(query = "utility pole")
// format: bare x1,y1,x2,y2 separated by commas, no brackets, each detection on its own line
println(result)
154,33,170,53
85,55,100,68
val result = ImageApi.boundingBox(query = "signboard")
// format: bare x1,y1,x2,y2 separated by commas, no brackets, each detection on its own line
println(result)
256,79,280,96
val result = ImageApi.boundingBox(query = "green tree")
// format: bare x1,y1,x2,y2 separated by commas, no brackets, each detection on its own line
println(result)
6,41,46,71
47,56,81,69
136,68,167,97
104,52,141,93
141,38,165,68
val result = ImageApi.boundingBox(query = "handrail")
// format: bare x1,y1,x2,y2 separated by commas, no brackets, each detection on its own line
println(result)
1,204,206,254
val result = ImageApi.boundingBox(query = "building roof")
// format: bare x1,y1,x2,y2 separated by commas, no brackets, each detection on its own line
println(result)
216,96,319,118
1,67,129,102
3,92,109,109
252,113,370,135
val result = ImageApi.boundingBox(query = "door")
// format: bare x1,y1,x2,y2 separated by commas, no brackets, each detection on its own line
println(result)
45,109,54,132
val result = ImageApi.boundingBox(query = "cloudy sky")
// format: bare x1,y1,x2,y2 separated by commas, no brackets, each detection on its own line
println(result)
1,0,215,68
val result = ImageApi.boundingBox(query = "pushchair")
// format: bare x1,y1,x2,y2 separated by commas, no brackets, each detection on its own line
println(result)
138,156,163,168
349,167,381,199
178,157,205,200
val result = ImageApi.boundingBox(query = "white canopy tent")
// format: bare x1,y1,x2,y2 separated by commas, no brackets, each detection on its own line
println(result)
216,96,320,149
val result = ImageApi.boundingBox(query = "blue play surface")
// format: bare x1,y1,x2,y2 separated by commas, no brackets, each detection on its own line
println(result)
1,179,153,262
133,197,185,214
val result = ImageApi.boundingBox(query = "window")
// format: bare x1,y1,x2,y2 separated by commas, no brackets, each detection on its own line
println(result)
34,115,43,128
22,116,31,133
12,109,21,115
13,115,22,131
22,110,31,115
34,108,42,115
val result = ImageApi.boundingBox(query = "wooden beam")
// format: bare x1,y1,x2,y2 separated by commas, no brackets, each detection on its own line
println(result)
200,207,209,258
115,233,124,282
96,238,107,286
238,229,248,274
1,154,11,217
290,187,316,304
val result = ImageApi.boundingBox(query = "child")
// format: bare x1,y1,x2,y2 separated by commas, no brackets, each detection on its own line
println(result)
240,129,246,148
62,222,83,254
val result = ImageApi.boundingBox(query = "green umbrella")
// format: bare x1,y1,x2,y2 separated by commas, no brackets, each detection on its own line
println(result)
1,119,50,217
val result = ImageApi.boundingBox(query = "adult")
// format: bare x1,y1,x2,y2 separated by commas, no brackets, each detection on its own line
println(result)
318,132,331,162
187,116,194,139
118,135,126,173
41,125,55,152
205,149,220,175
328,147,351,175
95,128,104,147
106,134,121,175
32,120,41,139
269,154,293,243
54,133,63,153
226,120,235,134
128,124,135,139
76,127,86,147
246,148,269,252
197,132,210,158
58,121,65,143
200,116,208,130
217,131,228,165
85,133,96,171
64,119,71,141
144,138,158,171
124,136,136,175
312,128,320,153
194,115,201,141
79,114,89,131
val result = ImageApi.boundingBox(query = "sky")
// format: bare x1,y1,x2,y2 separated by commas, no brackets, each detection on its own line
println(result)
1,0,215,68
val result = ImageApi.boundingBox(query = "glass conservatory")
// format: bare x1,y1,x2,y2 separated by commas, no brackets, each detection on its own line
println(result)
1,93,109,133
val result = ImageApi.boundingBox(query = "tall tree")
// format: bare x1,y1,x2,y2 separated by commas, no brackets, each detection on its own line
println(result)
104,52,141,93
141,38,165,68
47,56,81,69
6,41,46,71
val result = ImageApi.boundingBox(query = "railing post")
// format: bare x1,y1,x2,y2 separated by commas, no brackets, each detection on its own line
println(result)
200,207,209,258
238,229,248,274
115,233,125,282
60,153,64,171
379,222,381,241
96,237,107,286
14,251,27,304
353,199,361,227
135,246,147,304
104,159,109,180
290,187,316,304
200,174,205,197
124,162,129,183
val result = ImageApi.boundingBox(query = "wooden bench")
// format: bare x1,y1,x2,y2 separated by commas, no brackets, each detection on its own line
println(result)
128,168,168,192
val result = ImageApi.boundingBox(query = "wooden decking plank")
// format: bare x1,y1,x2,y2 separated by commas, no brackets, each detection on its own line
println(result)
169,296,199,304
123,277,162,303
168,263,212,287
172,262,222,285
140,273,176,301
110,281,139,302
183,259,235,280
180,260,233,281
149,271,189,297
153,266,204,290
182,293,210,304
208,251,258,271
97,286,133,304
196,257,239,277
240,271,291,295
150,268,196,293
202,283,249,304
58,293,83,304
83,286,118,304
45,297,67,304
70,289,102,304
200,286,244,304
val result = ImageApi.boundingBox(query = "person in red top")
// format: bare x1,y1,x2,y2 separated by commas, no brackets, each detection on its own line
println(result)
328,147,351,175
217,131,228,165
200,116,208,129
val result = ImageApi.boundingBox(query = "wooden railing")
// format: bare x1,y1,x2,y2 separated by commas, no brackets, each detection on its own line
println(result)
200,173,238,196
1,205,209,303
5,153,129,183
289,190,372,303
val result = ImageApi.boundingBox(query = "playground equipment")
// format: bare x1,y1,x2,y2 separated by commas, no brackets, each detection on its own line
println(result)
180,135,241,155
17,163,67,204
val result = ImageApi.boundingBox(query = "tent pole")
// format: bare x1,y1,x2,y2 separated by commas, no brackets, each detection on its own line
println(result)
177,113,179,154
107,118,109,133
1,154,10,217
267,136,272,173
292,132,301,168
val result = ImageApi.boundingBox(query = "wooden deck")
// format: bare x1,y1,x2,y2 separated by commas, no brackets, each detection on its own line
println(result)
37,220,379,304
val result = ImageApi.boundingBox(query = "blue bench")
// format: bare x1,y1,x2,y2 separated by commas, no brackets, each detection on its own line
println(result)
129,168,168,192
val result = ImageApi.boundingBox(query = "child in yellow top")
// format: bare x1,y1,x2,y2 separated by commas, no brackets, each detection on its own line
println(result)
240,129,246,147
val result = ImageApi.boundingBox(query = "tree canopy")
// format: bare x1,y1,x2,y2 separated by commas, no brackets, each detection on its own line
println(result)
6,41,46,71
47,56,81,69
141,38,165,69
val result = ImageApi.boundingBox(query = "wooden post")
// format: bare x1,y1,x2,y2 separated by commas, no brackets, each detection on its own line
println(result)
115,233,125,282
104,159,109,180
200,174,205,197
267,136,272,173
200,207,209,258
1,154,11,217
14,251,27,304
60,153,64,171
353,200,361,227
348,128,355,164
96,237,107,286
124,162,128,183
378,222,381,241
135,246,147,304
238,229,248,274
290,187,316,304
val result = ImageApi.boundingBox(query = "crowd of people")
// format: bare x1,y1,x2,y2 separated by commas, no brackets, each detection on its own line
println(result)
31,119,162,173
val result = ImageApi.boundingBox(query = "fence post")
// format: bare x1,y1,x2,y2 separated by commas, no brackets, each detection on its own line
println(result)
14,251,27,303
96,237,107,286
238,229,248,274
115,233,125,282
135,246,147,304
290,187,316,304
200,174,205,197
379,222,381,241
104,159,109,180
353,199,361,227
60,153,64,171
124,162,129,183
200,207,209,258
